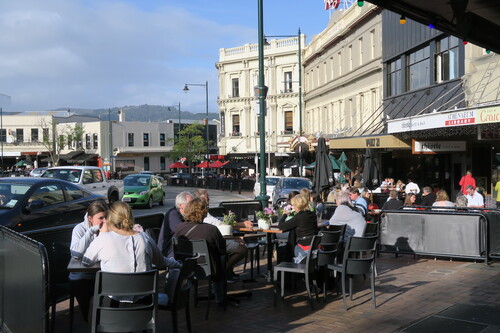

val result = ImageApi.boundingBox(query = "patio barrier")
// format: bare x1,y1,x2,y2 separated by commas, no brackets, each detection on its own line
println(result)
380,210,489,262
0,226,49,333
167,177,255,192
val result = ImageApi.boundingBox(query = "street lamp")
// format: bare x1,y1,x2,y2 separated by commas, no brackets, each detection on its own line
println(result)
183,81,209,178
256,0,269,208
264,29,303,176
0,107,3,174
108,108,114,175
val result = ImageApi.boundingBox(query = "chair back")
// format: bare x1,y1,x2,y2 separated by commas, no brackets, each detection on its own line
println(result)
325,224,346,238
363,222,379,237
164,254,199,310
174,238,213,280
305,235,323,273
91,270,158,333
319,230,342,244
343,236,378,276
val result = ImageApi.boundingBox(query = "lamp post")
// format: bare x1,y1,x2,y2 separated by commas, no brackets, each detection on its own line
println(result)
108,108,114,175
264,29,303,176
183,81,209,178
0,107,3,174
256,0,269,208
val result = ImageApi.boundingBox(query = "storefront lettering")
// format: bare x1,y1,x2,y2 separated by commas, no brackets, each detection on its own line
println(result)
365,138,380,147
478,109,500,123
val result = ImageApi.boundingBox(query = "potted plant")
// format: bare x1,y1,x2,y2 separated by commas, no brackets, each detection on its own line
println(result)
219,211,237,236
256,207,274,230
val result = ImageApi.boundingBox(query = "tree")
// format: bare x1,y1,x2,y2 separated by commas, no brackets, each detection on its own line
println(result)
38,117,85,166
166,123,207,170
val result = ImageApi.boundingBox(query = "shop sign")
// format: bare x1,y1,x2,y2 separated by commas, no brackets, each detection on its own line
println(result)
388,105,500,133
412,140,466,154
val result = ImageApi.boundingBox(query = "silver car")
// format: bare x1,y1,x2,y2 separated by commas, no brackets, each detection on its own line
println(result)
254,176,282,198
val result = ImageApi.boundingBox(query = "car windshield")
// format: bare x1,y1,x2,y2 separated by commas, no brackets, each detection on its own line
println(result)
124,176,151,186
282,178,312,189
266,177,280,186
42,169,82,184
0,183,32,209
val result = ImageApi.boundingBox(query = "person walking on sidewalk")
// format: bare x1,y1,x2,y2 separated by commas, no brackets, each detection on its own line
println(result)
459,170,476,195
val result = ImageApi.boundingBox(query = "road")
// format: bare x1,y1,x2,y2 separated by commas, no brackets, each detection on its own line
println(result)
131,185,254,218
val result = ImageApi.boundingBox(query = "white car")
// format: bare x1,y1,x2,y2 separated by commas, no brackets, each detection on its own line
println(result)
254,176,282,198
29,168,48,177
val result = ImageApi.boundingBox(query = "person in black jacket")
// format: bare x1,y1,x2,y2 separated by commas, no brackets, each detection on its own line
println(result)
420,186,436,206
382,190,403,211
278,194,318,263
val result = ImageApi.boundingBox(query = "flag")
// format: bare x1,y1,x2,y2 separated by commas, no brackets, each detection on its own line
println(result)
324,0,340,10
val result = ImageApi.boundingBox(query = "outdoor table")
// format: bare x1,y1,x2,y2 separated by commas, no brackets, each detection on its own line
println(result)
67,257,100,272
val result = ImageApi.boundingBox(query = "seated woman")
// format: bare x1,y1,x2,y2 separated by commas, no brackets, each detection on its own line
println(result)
278,194,318,263
83,201,180,272
432,190,455,207
69,201,108,322
173,198,226,303
328,191,366,241
402,193,418,210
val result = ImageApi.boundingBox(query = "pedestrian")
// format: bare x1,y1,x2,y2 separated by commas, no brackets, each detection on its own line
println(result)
495,179,500,208
459,170,476,195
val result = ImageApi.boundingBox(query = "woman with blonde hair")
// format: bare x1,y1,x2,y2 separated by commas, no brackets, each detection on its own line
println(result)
278,194,318,263
83,201,180,273
432,190,455,207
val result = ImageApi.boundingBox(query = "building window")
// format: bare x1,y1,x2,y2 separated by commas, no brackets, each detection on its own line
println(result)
338,52,342,76
160,156,166,170
358,37,364,65
43,128,49,142
406,45,430,91
232,78,239,98
31,128,38,142
86,134,91,149
128,133,134,147
220,111,225,137
16,129,23,142
159,133,165,146
0,129,5,142
144,156,150,171
387,58,402,97
435,36,459,83
348,45,353,71
93,133,98,149
284,111,293,134
370,29,375,59
143,133,149,147
232,115,240,135
284,71,293,93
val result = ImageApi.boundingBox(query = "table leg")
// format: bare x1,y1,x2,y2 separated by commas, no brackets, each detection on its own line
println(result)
267,232,273,283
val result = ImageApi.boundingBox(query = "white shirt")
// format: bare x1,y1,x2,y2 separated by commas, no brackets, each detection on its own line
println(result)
405,182,420,194
83,231,180,273
466,192,484,207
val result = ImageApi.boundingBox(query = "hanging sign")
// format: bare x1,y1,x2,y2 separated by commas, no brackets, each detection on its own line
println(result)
412,140,466,154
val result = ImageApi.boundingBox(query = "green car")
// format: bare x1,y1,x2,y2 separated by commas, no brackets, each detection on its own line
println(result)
122,174,165,209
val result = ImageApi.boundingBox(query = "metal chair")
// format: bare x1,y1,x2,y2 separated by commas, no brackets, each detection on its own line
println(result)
363,222,379,237
173,238,217,320
242,234,265,280
327,235,378,310
158,254,199,333
318,230,343,302
90,270,158,333
274,235,323,309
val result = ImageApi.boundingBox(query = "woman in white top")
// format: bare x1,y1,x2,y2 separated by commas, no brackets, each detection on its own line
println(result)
83,201,180,272
432,190,455,207
328,191,366,241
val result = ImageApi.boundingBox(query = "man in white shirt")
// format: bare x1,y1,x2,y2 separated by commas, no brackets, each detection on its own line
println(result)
465,185,484,208
405,179,420,194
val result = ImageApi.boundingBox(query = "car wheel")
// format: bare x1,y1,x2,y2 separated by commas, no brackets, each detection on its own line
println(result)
108,192,119,205
159,194,164,206
146,196,153,209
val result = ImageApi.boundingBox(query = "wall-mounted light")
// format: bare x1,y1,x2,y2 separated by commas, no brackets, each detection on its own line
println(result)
399,15,406,24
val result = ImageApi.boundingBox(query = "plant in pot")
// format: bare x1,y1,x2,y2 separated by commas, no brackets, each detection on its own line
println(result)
256,207,274,230
219,211,237,236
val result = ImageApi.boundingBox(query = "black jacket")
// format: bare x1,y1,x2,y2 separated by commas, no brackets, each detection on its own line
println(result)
278,210,318,246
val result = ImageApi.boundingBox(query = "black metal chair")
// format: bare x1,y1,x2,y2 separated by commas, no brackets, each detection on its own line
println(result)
327,235,378,310
363,222,379,237
274,235,323,309
242,234,265,280
91,270,158,333
48,242,74,332
318,230,343,302
173,238,217,320
158,254,199,333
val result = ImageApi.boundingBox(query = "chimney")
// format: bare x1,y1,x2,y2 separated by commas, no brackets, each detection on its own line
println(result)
118,108,125,122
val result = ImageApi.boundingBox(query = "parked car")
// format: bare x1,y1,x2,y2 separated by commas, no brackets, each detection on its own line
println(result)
271,177,313,208
122,174,165,209
254,176,282,198
29,167,48,177
0,178,106,233
41,166,123,204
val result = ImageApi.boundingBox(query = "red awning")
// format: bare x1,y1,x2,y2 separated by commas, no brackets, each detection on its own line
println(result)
195,161,210,168
167,162,188,168
208,160,224,168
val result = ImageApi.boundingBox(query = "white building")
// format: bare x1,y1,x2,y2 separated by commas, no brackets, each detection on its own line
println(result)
216,35,306,175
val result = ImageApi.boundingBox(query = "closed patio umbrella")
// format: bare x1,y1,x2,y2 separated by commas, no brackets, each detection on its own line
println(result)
362,148,380,189
313,137,333,197
338,152,351,184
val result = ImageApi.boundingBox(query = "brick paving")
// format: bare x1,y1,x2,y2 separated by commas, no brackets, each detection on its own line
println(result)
54,252,500,333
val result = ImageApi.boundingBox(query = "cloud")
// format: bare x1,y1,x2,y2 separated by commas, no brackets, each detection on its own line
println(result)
0,0,255,112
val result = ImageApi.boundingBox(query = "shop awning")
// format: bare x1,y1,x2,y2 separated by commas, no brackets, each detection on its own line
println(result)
67,154,98,164
59,150,85,161
329,134,410,150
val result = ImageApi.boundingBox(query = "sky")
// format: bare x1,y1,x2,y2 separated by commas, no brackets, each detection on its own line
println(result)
0,0,334,114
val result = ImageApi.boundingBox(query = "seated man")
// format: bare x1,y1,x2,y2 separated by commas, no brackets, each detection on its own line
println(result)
194,189,252,280
465,185,484,208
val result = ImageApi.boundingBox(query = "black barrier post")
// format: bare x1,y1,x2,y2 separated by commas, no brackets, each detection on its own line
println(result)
230,181,233,192
238,181,242,194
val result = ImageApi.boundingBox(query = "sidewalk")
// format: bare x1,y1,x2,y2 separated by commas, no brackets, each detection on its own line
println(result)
54,252,500,332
